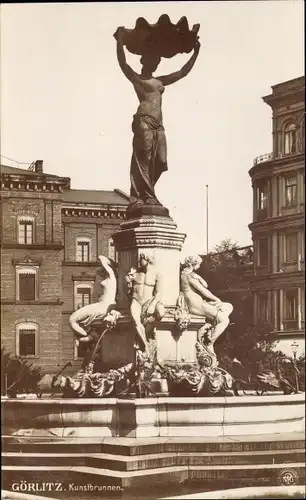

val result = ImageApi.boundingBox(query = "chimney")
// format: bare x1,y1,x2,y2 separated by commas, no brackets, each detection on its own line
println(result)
34,160,43,173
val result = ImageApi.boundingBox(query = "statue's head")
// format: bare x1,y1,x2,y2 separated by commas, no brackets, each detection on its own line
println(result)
139,252,154,268
184,255,202,270
140,51,161,74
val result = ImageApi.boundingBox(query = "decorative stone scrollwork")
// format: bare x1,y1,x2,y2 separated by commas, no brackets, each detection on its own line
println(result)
59,361,133,398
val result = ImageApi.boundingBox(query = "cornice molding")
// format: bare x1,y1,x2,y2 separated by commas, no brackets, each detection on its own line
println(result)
62,207,126,220
62,261,100,267
71,272,96,281
1,243,64,250
120,216,178,230
12,255,42,267
251,271,304,288
1,299,63,305
113,218,186,251
249,212,304,232
276,330,305,339
0,174,69,192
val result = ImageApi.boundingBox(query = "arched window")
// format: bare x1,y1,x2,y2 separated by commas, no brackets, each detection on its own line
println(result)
16,322,38,357
75,237,91,262
16,266,38,301
284,122,297,155
17,215,35,244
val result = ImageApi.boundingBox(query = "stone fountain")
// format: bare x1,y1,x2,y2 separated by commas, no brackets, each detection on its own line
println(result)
2,20,304,492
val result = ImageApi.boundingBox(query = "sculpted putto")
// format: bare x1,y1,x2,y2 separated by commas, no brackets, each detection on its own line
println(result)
125,253,165,352
69,255,117,346
180,255,233,344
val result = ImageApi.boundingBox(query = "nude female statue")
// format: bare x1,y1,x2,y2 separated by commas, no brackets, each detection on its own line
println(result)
69,255,117,346
115,27,200,211
180,255,233,343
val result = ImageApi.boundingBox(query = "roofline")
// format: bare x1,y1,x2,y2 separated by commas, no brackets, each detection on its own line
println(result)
262,76,305,107
0,164,70,182
114,188,130,200
271,76,305,90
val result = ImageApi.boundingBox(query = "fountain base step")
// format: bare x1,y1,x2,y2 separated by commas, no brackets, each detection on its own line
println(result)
2,433,305,498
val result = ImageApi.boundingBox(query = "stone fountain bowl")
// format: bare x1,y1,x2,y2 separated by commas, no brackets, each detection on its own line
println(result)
2,393,305,440
114,14,200,58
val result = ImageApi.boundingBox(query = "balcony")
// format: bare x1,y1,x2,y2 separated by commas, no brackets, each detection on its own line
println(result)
253,153,274,166
253,150,303,166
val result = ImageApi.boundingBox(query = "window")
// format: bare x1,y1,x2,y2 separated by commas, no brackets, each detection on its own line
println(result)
74,341,90,360
258,293,269,322
284,176,297,207
285,233,298,263
16,322,37,357
18,217,34,244
283,289,299,330
73,281,94,310
108,237,117,262
284,122,297,154
76,238,91,262
256,182,267,210
16,267,37,301
256,181,268,220
75,285,91,309
258,238,268,267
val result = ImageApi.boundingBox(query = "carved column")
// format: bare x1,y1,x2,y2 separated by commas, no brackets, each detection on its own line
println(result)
279,289,284,331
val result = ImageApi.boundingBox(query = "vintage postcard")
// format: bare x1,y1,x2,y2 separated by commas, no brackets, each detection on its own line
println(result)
1,2,305,499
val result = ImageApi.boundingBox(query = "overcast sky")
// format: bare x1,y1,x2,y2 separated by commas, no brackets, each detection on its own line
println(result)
1,1,304,256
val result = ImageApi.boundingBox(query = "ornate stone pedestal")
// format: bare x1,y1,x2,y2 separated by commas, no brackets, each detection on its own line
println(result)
112,214,186,309
155,315,204,364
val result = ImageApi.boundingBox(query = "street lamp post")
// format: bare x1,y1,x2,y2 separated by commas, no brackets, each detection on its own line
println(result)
291,341,299,393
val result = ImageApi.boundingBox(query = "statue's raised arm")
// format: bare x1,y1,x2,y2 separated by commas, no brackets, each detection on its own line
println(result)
114,27,140,85
158,41,201,86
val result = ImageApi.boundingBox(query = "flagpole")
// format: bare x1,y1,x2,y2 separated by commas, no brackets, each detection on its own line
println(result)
206,184,209,254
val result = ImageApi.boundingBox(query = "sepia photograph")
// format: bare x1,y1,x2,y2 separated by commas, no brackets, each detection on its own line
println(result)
1,1,305,499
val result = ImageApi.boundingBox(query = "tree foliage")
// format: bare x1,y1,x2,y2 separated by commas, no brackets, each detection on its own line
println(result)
199,239,279,374
1,347,43,396
198,239,305,388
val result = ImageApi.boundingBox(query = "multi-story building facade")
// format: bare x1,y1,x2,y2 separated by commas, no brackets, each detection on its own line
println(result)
249,76,305,356
0,161,128,373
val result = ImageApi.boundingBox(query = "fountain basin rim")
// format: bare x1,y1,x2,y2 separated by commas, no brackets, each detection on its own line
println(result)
2,393,305,405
